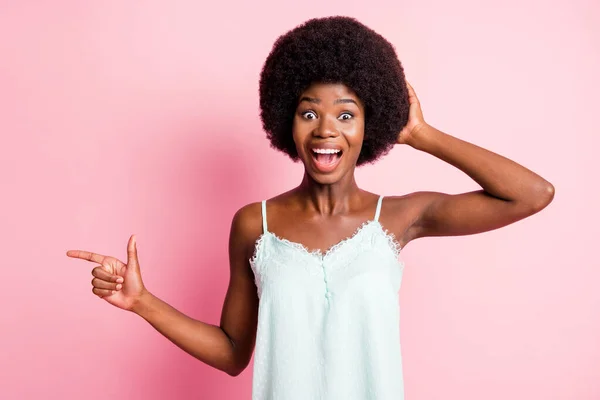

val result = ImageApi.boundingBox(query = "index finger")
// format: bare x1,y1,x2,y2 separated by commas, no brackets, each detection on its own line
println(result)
66,250,106,264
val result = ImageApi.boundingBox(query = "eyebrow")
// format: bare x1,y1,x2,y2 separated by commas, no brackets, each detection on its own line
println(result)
299,97,358,106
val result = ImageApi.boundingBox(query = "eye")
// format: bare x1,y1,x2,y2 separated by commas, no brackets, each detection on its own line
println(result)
339,112,353,121
301,111,317,120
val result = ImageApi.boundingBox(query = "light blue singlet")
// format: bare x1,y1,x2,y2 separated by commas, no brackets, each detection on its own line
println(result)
249,195,405,400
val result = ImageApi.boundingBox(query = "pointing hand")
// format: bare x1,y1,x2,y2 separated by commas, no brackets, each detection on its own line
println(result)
67,235,147,311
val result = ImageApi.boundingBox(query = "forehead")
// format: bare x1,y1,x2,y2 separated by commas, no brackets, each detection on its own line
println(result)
302,83,358,99
299,82,363,107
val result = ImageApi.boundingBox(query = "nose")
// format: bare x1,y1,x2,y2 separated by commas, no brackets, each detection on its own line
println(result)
313,115,339,138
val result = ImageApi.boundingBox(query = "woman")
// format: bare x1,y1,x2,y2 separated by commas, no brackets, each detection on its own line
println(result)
67,16,554,400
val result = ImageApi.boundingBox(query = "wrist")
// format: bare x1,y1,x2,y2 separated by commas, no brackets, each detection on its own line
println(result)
406,123,435,150
130,288,154,316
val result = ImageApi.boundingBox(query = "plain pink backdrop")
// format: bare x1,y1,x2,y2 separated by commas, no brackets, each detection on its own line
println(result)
1,1,598,399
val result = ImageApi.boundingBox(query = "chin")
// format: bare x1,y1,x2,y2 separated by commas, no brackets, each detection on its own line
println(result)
305,163,355,185
309,172,340,185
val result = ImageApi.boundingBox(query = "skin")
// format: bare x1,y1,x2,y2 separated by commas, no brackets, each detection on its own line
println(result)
66,81,555,377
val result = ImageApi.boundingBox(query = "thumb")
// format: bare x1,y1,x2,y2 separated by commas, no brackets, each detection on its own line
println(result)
127,234,140,271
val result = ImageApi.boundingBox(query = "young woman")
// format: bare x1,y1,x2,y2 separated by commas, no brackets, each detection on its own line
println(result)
67,16,554,400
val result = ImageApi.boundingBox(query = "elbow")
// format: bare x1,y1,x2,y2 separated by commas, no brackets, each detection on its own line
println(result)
223,347,250,377
529,181,555,213
226,369,243,377
225,363,247,377
219,329,251,377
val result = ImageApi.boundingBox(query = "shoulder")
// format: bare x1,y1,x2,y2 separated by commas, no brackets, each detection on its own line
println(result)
232,201,263,229
230,201,264,260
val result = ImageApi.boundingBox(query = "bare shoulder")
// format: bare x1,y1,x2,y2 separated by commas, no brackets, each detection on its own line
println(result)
230,201,264,260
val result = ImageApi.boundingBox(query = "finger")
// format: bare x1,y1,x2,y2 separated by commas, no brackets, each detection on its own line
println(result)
66,250,106,264
92,266,124,283
92,287,117,297
405,81,419,102
127,235,140,271
92,277,122,291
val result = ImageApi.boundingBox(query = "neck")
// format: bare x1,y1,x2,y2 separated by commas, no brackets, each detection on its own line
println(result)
296,169,362,216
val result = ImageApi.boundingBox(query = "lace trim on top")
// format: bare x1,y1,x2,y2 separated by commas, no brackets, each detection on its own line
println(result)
249,219,402,265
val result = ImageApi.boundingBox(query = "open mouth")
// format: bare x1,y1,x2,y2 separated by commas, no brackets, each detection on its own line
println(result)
310,148,343,173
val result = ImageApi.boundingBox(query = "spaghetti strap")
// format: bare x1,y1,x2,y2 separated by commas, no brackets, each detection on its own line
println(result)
261,200,268,233
374,195,384,222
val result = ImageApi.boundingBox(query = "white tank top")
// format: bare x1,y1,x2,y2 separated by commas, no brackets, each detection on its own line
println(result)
249,195,405,400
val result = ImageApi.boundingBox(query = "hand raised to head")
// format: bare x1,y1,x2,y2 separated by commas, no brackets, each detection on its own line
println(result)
397,80,427,146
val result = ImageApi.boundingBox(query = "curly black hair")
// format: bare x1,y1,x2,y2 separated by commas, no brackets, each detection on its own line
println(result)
259,16,410,166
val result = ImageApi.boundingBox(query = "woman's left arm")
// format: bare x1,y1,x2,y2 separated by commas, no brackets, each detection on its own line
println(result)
398,82,555,240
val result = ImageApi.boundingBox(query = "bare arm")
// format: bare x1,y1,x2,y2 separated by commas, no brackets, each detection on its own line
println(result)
132,204,260,376
68,204,260,376
394,82,554,245
132,292,241,375
404,124,554,243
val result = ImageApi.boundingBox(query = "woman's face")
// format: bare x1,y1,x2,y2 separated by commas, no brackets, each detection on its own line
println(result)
292,82,365,184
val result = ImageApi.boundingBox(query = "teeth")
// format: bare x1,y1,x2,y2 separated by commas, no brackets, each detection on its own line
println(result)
312,148,341,154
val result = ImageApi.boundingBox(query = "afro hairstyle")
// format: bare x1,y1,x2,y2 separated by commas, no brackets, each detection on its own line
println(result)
259,16,410,166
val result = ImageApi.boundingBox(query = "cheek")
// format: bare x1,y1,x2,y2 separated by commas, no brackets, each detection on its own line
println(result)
291,126,307,157
292,117,313,145
346,123,365,147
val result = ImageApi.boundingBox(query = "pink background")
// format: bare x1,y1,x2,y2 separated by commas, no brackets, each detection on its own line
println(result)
1,1,598,399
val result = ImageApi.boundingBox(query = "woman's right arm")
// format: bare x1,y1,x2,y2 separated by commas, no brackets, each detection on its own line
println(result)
132,204,260,376
67,203,261,376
